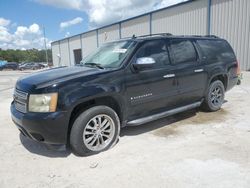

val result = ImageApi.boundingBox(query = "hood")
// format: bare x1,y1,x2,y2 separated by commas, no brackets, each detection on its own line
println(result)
16,66,105,91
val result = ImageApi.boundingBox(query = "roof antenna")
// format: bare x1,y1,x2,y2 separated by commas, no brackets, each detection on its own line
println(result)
132,34,136,39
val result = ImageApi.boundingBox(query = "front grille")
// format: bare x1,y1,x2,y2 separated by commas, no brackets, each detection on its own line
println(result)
14,89,28,113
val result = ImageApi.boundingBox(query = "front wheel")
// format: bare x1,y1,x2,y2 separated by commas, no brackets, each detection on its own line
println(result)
70,106,120,156
202,80,225,112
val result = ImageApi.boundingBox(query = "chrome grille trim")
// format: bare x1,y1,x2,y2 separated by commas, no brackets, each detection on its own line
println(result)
15,101,27,113
14,89,28,100
14,89,28,113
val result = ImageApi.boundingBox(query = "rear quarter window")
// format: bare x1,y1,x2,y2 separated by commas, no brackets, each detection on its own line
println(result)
197,39,236,62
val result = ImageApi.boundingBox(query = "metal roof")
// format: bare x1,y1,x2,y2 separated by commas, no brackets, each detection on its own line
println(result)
51,0,194,44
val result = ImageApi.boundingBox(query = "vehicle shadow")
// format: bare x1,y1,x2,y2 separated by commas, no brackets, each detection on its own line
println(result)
120,109,197,137
19,109,198,157
19,133,71,158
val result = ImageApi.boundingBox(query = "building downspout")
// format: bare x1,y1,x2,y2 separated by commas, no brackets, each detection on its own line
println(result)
67,38,71,66
119,22,122,39
58,41,61,66
80,34,83,60
149,13,152,35
96,29,99,47
207,0,212,35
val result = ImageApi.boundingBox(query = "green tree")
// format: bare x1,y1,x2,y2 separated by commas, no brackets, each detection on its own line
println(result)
0,48,52,63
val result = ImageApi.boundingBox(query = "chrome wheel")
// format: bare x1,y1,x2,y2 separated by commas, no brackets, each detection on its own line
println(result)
211,86,223,107
83,114,115,151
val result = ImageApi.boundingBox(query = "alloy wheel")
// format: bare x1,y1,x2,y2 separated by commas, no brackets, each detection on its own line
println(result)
83,114,115,151
210,86,223,107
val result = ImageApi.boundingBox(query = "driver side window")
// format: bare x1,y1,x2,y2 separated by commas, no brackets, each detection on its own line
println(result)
135,40,170,68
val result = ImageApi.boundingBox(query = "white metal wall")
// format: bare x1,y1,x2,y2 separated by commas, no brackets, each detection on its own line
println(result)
152,0,208,35
51,0,250,70
211,0,250,71
121,15,150,38
69,35,81,65
51,42,60,67
81,31,97,58
59,39,70,66
98,24,120,45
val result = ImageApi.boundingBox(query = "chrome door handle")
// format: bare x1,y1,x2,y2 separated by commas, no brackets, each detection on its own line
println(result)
194,69,204,73
163,74,175,78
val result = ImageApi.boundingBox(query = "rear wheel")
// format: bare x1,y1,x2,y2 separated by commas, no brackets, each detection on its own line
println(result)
202,80,225,112
70,106,120,156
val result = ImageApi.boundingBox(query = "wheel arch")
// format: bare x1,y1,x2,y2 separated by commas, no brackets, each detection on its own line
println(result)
208,73,228,91
207,69,228,91
66,95,123,144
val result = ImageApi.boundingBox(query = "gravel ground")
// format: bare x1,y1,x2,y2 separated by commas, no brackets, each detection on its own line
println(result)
0,70,250,188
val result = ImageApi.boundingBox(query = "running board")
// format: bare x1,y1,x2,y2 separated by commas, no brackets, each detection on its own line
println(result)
127,101,202,126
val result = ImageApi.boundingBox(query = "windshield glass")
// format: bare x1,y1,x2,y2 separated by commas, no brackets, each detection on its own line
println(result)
80,40,136,68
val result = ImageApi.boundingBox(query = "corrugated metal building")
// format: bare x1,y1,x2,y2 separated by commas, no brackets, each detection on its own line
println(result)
51,0,250,70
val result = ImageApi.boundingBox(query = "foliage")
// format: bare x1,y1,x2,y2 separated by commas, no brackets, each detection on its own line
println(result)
0,48,52,63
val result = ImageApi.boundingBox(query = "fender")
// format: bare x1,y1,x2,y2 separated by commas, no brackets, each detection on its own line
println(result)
206,66,228,92
56,69,126,117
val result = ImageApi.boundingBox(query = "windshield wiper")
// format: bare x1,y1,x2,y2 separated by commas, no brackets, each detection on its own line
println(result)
84,63,104,69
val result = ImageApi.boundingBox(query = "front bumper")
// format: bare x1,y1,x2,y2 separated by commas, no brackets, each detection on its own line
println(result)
11,102,69,144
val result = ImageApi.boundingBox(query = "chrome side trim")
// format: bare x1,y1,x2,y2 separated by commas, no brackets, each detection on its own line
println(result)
163,74,175,78
194,69,204,73
127,101,202,126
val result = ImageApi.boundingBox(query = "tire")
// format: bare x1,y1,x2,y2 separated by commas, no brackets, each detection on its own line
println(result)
70,105,120,156
202,80,225,112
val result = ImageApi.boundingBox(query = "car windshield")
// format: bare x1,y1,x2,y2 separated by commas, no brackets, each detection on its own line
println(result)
80,40,136,68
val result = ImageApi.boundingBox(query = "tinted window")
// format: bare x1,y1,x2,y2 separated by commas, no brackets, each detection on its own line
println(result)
136,40,170,68
170,40,197,64
197,39,236,62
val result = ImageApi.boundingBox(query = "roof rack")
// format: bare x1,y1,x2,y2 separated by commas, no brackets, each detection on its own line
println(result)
121,33,173,40
121,33,219,40
204,35,219,38
132,33,173,39
188,35,219,38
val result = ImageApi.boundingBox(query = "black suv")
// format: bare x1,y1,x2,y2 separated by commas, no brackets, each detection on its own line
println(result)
11,34,239,156
0,62,18,70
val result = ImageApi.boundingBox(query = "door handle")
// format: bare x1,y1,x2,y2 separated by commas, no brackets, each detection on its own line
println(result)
163,74,175,78
194,69,204,73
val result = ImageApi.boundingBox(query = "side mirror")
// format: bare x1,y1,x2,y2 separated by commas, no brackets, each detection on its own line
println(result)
133,57,156,70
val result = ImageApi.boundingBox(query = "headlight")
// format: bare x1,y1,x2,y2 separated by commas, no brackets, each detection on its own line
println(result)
29,93,58,112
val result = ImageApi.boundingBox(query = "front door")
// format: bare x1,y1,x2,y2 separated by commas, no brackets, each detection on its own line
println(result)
124,39,178,121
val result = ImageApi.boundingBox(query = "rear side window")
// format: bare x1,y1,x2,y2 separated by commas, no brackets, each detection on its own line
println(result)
136,40,170,68
170,40,197,64
197,40,236,62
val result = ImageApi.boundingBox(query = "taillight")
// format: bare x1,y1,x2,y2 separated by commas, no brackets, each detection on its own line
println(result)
236,60,240,75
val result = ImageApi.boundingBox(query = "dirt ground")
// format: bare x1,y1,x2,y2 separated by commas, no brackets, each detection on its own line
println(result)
0,70,250,188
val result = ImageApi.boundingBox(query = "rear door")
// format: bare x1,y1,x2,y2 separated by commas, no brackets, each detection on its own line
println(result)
168,38,208,106
124,39,178,121
196,39,238,90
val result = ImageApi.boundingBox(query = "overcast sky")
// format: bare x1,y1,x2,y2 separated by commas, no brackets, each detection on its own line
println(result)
0,0,187,50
